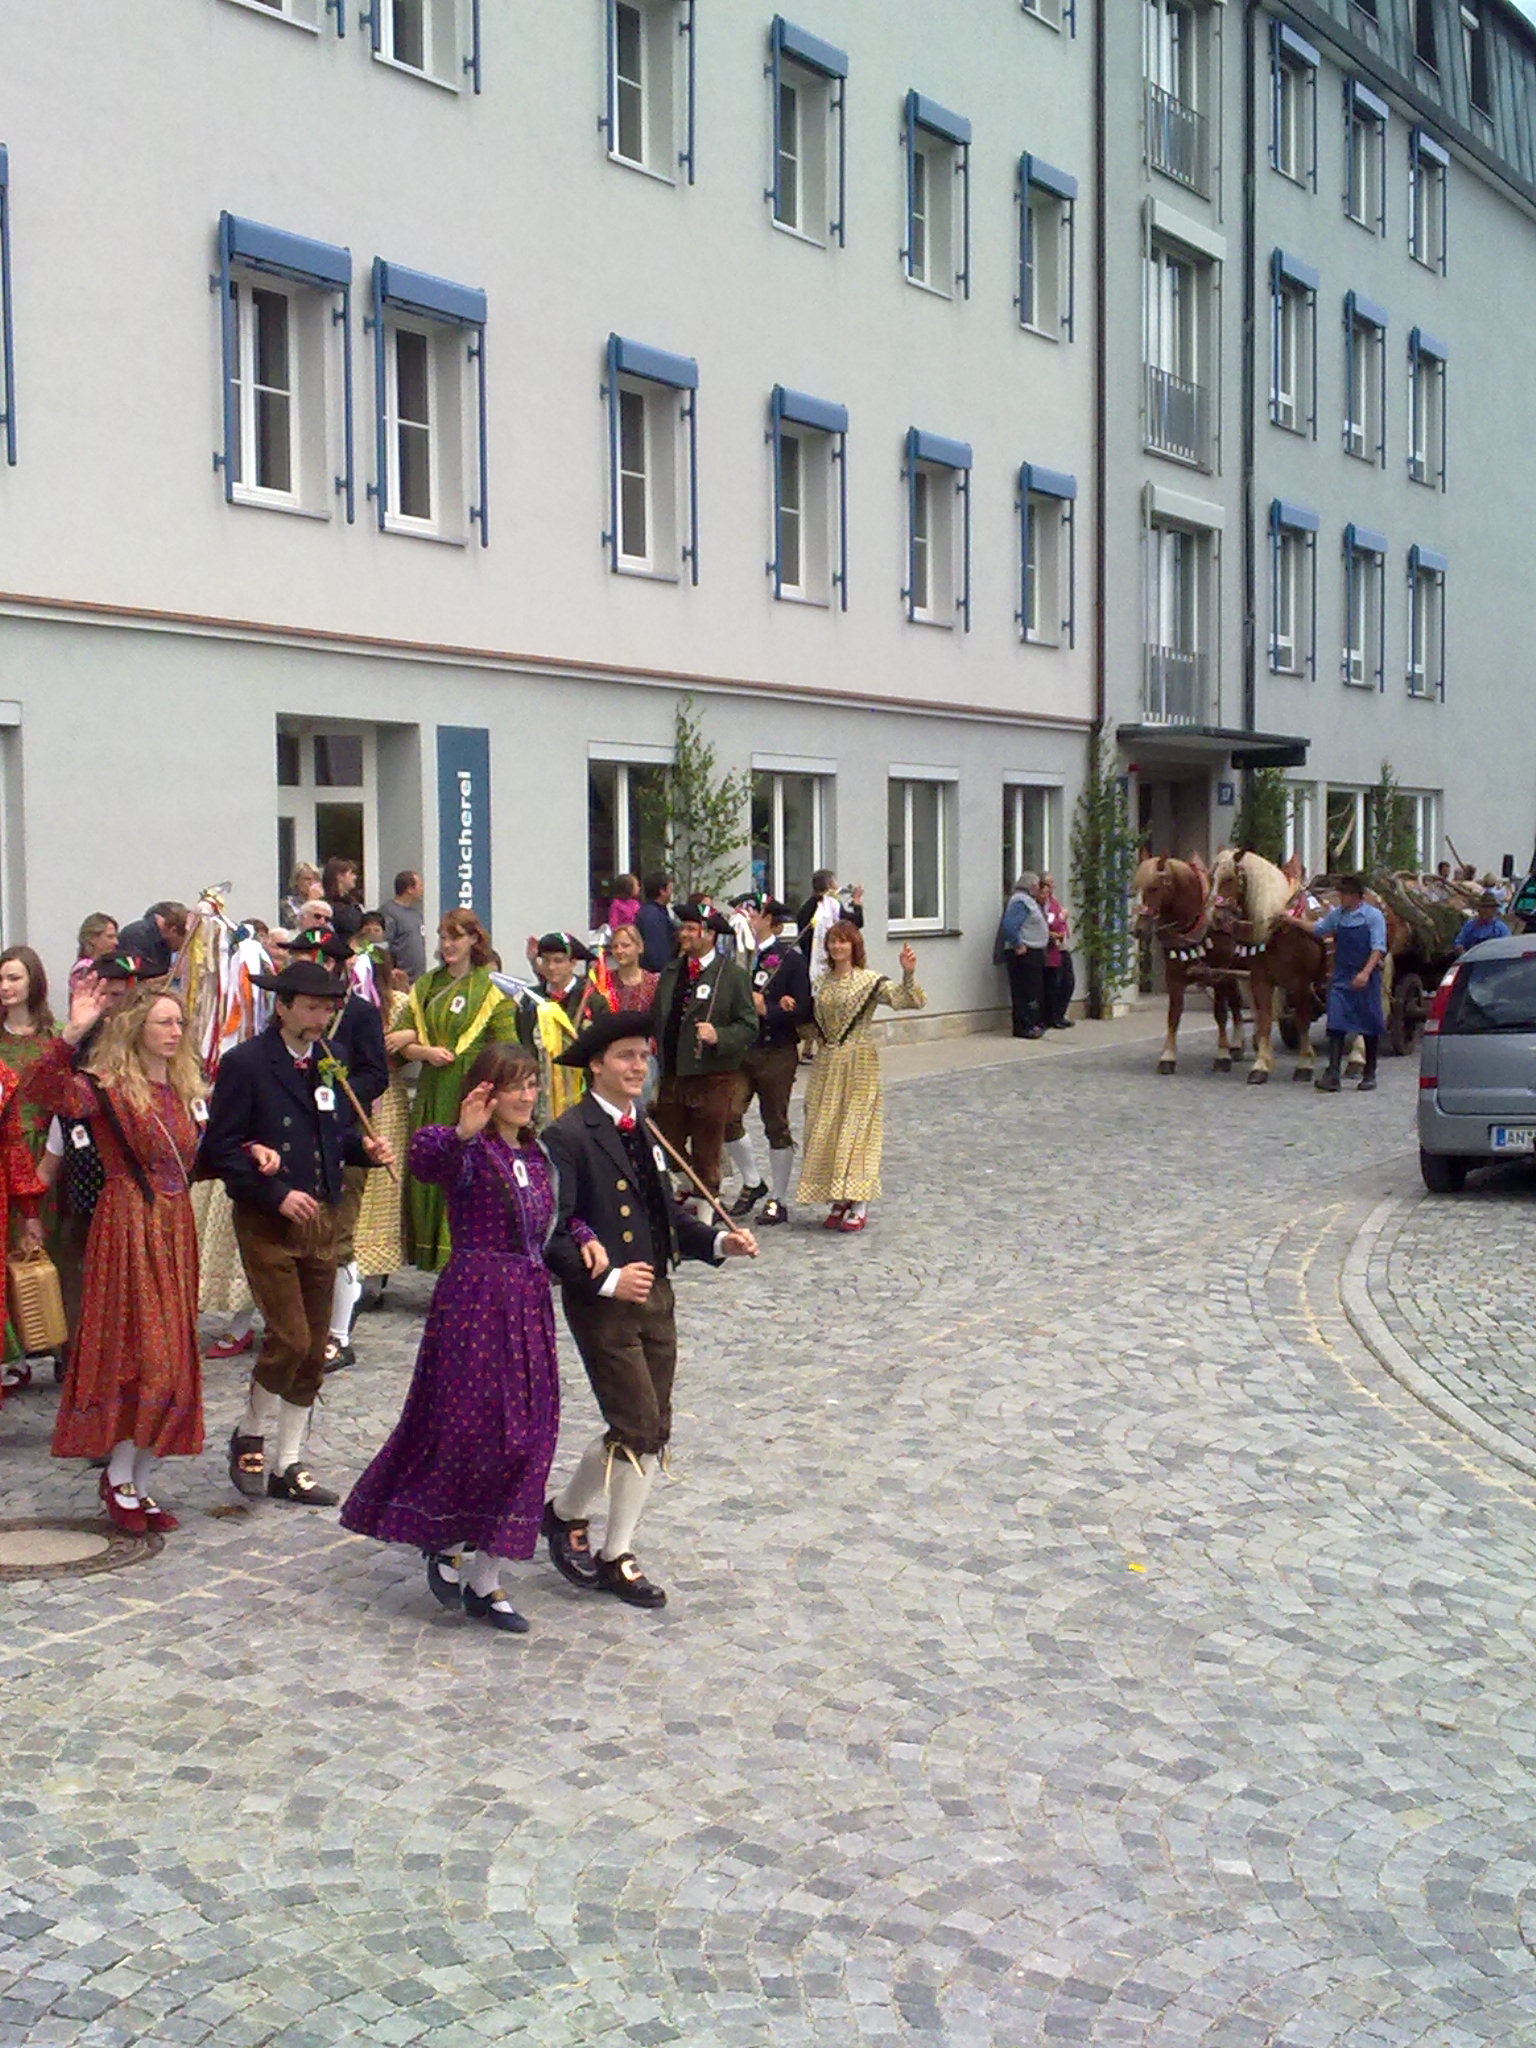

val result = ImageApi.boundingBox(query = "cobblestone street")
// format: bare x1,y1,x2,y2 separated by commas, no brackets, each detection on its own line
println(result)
6,1026,1536,2047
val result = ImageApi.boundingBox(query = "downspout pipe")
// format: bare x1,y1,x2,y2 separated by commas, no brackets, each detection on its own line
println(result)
1240,0,1259,750
1093,0,1108,739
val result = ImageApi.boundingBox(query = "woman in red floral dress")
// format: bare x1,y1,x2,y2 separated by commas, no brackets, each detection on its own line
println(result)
34,979,211,1533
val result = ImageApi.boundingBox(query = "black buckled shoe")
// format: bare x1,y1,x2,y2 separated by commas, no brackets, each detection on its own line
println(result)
228,1428,266,1499
759,1199,789,1226
267,1463,340,1507
542,1500,599,1589
425,1552,463,1609
322,1338,356,1375
463,1586,530,1634
594,1552,667,1609
728,1180,767,1218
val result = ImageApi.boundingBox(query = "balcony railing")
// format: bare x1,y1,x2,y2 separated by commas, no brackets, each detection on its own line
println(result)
1145,364,1210,466
1146,80,1209,195
1143,645,1210,726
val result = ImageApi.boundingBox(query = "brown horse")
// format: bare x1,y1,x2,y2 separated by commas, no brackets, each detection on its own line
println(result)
1211,849,1330,1083
1134,856,1256,1076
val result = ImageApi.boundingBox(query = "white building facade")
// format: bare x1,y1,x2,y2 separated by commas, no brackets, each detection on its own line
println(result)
0,0,1096,1026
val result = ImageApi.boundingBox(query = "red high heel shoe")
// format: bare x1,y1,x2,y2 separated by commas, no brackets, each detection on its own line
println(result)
137,1496,180,1534
98,1470,148,1536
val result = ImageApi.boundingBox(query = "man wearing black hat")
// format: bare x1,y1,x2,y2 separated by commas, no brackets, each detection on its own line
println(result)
649,902,757,1204
723,895,812,1224
541,1011,756,1607
202,960,395,1506
286,929,389,1373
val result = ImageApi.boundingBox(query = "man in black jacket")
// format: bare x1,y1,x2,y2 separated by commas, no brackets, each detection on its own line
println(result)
115,901,190,979
202,961,393,1507
541,1011,755,1608
723,895,813,1224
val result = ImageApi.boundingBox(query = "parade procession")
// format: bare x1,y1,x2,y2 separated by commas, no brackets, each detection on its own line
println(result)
15,0,1536,2042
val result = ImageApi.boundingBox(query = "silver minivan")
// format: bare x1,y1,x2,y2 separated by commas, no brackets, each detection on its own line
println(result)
1418,933,1536,1191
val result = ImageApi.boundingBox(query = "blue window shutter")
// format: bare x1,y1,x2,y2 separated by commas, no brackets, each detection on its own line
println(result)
1270,500,1319,534
1273,249,1319,292
772,385,848,436
464,0,481,90
606,335,699,582
324,0,345,33
680,0,696,182
375,260,486,328
611,336,698,390
223,214,352,291
0,145,14,466
1020,464,1076,501
1347,524,1388,557
1350,290,1388,330
768,21,845,237
1277,24,1320,67
360,0,382,51
1348,79,1389,124
908,92,970,146
769,386,848,607
1411,326,1448,362
771,17,848,79
1025,156,1077,201
909,428,972,471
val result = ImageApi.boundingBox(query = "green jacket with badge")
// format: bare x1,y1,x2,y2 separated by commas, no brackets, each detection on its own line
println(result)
650,952,757,1079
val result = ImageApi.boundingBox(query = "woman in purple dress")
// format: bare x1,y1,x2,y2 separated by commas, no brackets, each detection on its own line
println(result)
341,1046,607,1635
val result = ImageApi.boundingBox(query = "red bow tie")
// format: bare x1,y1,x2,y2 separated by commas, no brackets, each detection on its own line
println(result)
617,1114,635,1134
687,957,702,981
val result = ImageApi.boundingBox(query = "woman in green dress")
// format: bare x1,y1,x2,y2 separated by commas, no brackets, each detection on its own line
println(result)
400,910,520,1271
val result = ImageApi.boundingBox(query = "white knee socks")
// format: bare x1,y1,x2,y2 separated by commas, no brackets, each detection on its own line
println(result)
601,1454,657,1562
107,1439,137,1488
769,1146,793,1201
553,1434,611,1523
241,1380,280,1438
466,1550,504,1598
725,1136,759,1187
329,1261,361,1345
274,1400,310,1473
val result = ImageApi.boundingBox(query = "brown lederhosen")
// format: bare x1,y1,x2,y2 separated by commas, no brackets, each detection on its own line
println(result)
233,1202,340,1409
724,1041,799,1151
334,1163,368,1265
652,1072,735,1197
560,1275,677,1458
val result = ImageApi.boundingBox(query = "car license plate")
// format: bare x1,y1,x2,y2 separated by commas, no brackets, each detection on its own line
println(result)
1491,1125,1536,1152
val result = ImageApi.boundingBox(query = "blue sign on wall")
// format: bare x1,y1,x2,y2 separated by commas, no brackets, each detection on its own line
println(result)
436,726,492,925
1217,780,1236,807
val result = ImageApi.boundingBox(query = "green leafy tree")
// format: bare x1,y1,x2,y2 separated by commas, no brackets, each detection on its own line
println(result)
635,697,752,902
1366,758,1419,875
1233,766,1288,867
1069,729,1141,1019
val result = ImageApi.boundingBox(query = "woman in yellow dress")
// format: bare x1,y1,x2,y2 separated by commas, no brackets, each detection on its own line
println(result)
401,911,520,1271
797,923,924,1233
353,962,414,1288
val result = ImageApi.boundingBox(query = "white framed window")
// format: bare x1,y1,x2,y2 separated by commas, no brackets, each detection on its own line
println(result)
1408,330,1447,488
1409,129,1448,270
276,720,380,912
1144,239,1213,467
1018,467,1076,647
769,389,845,605
1270,254,1317,436
887,773,952,932
1345,82,1387,232
1407,546,1446,699
766,21,846,242
605,0,692,182
904,93,970,298
369,259,486,545
588,751,672,920
1271,23,1318,185
1342,527,1386,689
1269,503,1317,678
1344,295,1387,465
230,283,297,504
1018,157,1076,340
1002,781,1056,894
1464,4,1492,115
604,335,697,581
1282,781,1316,869
751,766,828,907
369,0,472,89
1145,0,1210,196
1143,518,1211,723
385,323,434,526
226,0,322,27
904,431,971,629
1325,788,1365,870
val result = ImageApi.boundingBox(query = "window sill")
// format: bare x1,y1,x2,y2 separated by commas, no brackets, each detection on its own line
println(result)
1021,633,1064,650
889,924,961,939
1344,211,1383,236
230,490,332,522
608,152,678,188
1270,661,1307,679
1409,250,1442,273
774,588,832,609
771,219,828,251
1408,469,1440,490
906,612,956,631
372,51,461,93
1270,415,1310,438
1272,164,1309,189
1406,686,1437,702
905,274,956,303
222,0,320,31
1019,321,1062,344
1019,5,1066,32
382,519,468,547
615,562,682,584
1342,676,1378,691
1143,442,1215,476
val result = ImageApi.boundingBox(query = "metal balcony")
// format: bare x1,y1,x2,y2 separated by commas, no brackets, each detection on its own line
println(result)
1142,646,1209,726
1145,364,1210,467
1146,81,1209,195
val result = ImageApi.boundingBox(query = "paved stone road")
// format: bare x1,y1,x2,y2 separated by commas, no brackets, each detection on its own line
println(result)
6,1034,1536,2047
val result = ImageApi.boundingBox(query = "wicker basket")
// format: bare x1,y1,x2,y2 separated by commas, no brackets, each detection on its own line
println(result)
7,1249,68,1355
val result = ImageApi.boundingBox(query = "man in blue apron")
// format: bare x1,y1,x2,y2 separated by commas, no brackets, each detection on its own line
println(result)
1305,876,1387,1093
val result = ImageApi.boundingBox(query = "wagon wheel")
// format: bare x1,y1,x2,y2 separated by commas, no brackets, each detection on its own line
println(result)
1388,970,1425,1057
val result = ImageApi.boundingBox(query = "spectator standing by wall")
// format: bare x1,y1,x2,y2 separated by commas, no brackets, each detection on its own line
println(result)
379,871,427,981
1039,874,1074,1029
636,873,676,973
998,874,1049,1039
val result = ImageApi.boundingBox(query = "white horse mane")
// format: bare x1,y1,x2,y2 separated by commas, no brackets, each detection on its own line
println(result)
1213,847,1293,941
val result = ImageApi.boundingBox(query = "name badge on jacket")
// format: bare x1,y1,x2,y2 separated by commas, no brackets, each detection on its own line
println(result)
315,1087,337,1113
652,1143,667,1175
191,1099,209,1125
512,1157,530,1188
694,983,711,1002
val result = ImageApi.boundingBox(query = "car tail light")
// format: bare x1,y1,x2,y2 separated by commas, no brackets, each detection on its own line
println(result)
1419,1074,1437,1089
1423,964,1463,1037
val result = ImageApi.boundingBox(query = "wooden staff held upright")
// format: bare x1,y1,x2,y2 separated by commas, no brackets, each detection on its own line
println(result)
317,1040,399,1184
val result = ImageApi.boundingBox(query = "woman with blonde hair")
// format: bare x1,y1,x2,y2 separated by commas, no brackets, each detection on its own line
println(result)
34,978,273,1531
401,910,521,1271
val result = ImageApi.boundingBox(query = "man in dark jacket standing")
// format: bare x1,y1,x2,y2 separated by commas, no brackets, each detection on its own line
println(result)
541,1013,755,1607
115,902,189,979
723,895,812,1224
202,961,394,1506
649,902,757,1201
635,872,676,973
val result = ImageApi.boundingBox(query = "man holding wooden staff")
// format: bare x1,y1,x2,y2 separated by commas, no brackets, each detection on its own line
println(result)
648,902,757,1206
202,960,395,1507
540,1011,756,1609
